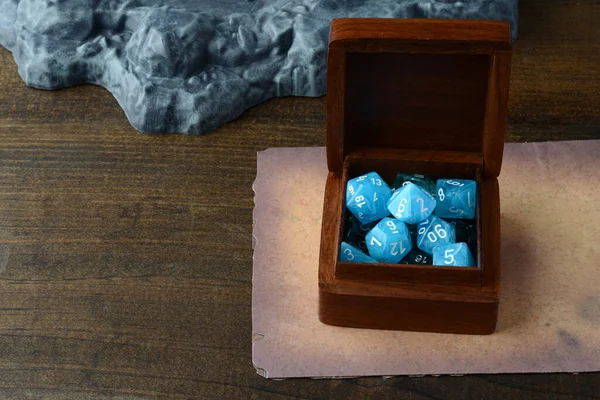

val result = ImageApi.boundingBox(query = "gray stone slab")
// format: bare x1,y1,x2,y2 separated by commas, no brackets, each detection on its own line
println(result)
0,0,518,134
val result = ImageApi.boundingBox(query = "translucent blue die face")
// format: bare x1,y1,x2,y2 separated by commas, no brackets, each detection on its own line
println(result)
365,217,413,264
435,179,477,219
346,172,392,224
339,242,377,263
433,243,476,267
386,182,436,224
416,216,456,255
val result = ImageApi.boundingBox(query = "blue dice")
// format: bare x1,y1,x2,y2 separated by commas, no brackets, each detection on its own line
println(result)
386,182,436,224
340,242,377,263
346,172,392,224
417,216,456,254
433,243,476,267
435,179,477,219
365,217,412,263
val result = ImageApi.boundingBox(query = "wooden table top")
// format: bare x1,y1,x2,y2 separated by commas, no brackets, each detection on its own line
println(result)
0,0,599,398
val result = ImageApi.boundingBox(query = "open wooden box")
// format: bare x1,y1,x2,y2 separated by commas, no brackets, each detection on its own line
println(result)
318,18,512,334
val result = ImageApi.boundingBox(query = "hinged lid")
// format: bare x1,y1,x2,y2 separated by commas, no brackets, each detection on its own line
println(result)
326,18,512,178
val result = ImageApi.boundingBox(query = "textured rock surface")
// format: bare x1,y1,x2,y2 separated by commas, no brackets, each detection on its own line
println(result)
0,0,518,134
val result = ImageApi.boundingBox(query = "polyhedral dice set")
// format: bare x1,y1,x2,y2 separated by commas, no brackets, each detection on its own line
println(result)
318,18,512,334
341,172,478,267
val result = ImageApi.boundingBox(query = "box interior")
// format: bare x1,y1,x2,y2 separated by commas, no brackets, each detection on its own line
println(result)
343,52,491,157
335,154,484,286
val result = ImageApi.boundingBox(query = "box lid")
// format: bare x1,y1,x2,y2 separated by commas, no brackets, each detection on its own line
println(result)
326,18,512,178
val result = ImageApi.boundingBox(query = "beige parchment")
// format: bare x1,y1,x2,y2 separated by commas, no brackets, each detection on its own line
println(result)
252,141,600,379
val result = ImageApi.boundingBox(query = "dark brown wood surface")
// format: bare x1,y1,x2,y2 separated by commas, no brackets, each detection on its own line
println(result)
0,0,599,398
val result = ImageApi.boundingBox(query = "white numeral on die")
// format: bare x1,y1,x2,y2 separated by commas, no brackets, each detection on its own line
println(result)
416,197,428,213
386,220,397,232
418,219,429,235
449,207,463,215
397,198,407,215
446,180,464,187
438,188,445,201
390,240,405,256
355,195,366,208
344,248,354,260
434,224,447,238
370,237,382,247
427,225,447,242
444,249,455,264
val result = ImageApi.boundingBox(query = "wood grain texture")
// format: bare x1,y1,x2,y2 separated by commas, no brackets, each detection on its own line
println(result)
344,52,491,152
481,178,502,292
327,18,511,172
1,0,600,397
325,43,346,173
346,148,482,183
334,261,482,287
319,288,498,335
329,18,512,48
483,51,512,178
321,19,502,334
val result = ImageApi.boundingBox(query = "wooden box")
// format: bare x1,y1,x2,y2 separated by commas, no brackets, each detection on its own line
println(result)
318,18,512,335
